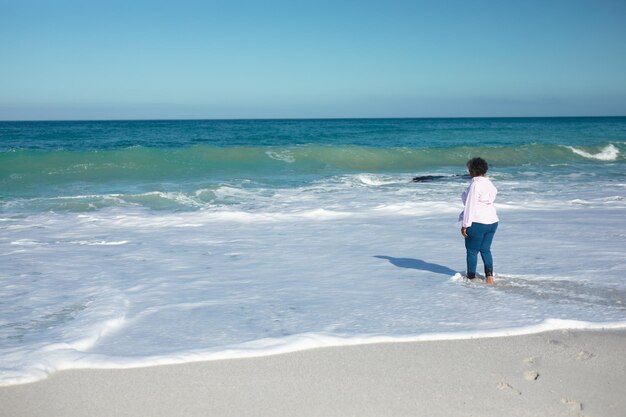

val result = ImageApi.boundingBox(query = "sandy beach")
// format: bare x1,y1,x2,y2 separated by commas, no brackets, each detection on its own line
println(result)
3,0,626,414
1,328,624,417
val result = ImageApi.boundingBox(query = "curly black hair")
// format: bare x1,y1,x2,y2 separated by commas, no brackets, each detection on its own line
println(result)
466,157,489,177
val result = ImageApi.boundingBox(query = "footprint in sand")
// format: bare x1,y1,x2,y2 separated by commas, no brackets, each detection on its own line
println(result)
577,350,595,361
561,397,583,413
523,356,540,365
523,370,540,381
548,339,570,348
522,357,540,381
497,381,522,395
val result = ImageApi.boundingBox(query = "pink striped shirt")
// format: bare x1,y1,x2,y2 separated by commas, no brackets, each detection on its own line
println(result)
459,176,499,228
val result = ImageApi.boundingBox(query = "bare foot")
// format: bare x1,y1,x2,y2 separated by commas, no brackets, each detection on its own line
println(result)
486,275,494,284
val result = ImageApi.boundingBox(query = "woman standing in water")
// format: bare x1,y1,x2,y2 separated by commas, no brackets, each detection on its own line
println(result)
460,157,499,284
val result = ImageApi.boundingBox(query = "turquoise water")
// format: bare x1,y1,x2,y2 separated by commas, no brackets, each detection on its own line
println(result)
1,117,625,212
3,117,626,151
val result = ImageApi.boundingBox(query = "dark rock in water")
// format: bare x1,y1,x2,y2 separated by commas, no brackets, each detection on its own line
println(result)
412,175,443,182
412,174,470,183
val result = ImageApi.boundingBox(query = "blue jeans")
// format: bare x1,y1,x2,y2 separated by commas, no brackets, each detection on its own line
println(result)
465,222,498,278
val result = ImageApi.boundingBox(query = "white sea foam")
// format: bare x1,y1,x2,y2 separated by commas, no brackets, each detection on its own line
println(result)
69,240,130,246
265,150,296,163
139,191,205,207
10,239,47,246
565,144,619,161
356,174,400,186
1,168,625,387
372,201,458,216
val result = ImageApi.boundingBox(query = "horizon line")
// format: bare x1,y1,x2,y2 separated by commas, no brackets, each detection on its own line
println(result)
1,115,625,123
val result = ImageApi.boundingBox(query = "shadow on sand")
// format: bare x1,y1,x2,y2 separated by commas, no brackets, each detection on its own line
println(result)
374,255,456,276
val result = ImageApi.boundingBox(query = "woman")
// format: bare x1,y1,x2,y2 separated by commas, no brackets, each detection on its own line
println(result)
459,157,499,284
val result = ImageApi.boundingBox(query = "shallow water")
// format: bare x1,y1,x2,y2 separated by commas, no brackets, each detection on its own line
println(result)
1,117,625,385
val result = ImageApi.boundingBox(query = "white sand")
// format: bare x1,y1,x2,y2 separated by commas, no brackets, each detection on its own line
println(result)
1,329,624,417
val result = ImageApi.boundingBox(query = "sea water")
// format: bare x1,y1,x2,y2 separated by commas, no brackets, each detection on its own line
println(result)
1,117,625,385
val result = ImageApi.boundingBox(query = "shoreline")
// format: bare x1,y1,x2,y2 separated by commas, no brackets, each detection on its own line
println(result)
1,328,625,417
3,319,625,388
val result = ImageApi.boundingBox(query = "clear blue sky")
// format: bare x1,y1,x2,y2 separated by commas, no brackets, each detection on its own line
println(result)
1,0,625,120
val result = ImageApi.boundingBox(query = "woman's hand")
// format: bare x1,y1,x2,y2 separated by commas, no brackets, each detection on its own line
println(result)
461,227,468,238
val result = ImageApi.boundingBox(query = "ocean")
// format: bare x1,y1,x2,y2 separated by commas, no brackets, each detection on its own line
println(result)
1,117,625,385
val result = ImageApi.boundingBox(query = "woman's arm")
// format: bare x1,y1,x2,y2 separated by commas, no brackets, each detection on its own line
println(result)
462,181,477,229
